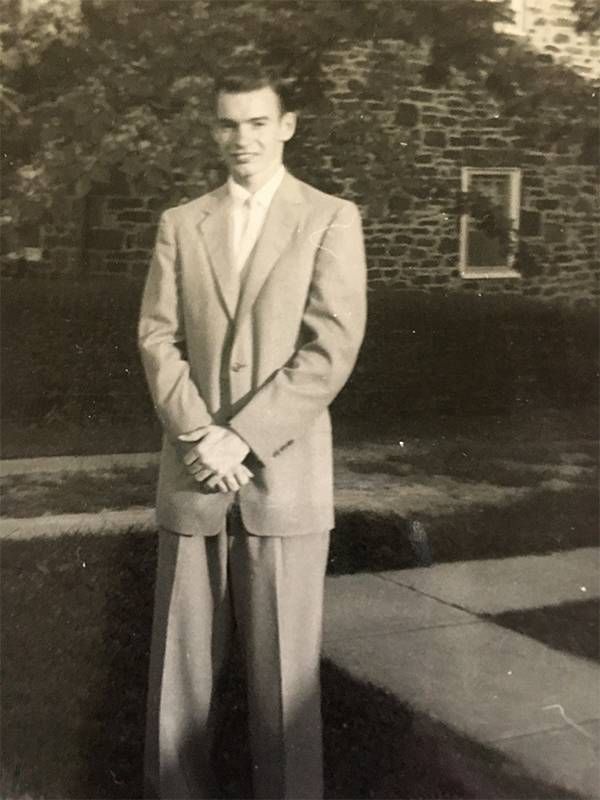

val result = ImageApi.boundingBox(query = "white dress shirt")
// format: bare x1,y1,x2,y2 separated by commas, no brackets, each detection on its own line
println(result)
228,165,285,273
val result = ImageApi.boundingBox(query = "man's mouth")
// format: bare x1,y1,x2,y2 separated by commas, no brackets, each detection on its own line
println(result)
231,152,256,162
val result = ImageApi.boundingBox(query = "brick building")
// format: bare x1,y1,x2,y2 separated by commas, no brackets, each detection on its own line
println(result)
20,0,600,305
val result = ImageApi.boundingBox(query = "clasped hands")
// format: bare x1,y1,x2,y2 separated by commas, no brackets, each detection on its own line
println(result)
179,425,253,493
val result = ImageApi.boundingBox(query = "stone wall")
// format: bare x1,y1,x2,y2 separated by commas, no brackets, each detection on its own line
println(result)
313,38,598,305
522,0,600,80
24,22,599,306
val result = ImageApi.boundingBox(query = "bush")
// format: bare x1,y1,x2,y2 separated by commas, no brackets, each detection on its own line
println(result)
1,278,597,427
335,288,598,416
1,277,153,425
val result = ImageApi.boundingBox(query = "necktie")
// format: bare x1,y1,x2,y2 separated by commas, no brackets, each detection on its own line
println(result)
234,196,260,273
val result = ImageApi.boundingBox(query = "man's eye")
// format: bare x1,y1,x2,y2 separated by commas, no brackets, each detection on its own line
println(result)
252,121,267,128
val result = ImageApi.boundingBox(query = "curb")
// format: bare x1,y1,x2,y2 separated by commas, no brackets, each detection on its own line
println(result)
0,452,159,477
0,508,155,539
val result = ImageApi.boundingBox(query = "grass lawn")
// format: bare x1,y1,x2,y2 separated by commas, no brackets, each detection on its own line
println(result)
2,407,597,519
1,404,597,460
1,419,163,460
1,465,159,518
2,408,597,571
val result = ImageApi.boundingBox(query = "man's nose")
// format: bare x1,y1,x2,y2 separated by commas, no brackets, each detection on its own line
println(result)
234,124,251,146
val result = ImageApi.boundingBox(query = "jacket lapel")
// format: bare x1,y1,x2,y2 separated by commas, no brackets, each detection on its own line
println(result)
196,186,239,321
236,173,305,325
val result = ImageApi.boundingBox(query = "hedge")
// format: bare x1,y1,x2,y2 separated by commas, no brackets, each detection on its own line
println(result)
337,288,599,416
1,277,153,425
1,277,597,426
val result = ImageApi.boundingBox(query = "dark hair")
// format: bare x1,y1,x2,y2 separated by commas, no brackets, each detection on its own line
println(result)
212,58,299,114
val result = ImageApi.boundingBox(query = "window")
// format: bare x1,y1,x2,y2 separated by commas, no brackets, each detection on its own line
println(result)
459,167,522,279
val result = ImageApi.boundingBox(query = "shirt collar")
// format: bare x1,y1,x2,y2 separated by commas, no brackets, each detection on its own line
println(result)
228,165,286,209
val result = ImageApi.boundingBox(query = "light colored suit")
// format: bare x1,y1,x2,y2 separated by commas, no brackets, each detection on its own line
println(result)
139,171,367,799
138,171,367,537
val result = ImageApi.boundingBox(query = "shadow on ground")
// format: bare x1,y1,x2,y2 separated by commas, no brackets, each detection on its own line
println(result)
1,524,592,799
331,487,597,572
488,599,600,664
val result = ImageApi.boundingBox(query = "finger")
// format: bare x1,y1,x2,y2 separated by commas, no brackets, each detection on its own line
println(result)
234,468,251,487
223,474,240,493
216,480,230,493
183,447,201,466
187,452,221,474
234,465,253,484
206,473,224,490
192,468,214,483
187,461,211,477
178,428,209,443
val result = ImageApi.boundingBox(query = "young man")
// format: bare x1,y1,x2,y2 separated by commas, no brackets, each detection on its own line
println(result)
139,62,367,799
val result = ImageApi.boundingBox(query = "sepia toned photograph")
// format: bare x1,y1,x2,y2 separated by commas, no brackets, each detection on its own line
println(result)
1,0,598,798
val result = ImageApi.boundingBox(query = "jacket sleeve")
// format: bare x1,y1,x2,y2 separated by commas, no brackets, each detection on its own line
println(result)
228,200,367,464
138,211,213,440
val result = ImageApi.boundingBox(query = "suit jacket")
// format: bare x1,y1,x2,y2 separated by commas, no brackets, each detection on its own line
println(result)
138,171,367,536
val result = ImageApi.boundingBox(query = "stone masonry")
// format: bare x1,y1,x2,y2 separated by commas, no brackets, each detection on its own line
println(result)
522,0,600,80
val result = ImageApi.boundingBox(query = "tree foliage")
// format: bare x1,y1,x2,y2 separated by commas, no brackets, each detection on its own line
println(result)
572,0,600,34
1,0,596,233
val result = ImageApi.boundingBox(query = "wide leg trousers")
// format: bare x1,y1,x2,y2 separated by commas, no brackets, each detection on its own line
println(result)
144,506,330,800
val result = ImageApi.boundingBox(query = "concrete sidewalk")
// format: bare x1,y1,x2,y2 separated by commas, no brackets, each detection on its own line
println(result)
2,453,599,797
323,551,600,799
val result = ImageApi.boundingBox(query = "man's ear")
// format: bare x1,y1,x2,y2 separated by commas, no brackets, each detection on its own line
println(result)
280,111,297,142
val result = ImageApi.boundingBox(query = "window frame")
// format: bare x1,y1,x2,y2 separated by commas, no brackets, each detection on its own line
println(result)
459,166,522,280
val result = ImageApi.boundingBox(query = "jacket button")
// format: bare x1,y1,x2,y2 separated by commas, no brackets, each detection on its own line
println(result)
231,361,247,372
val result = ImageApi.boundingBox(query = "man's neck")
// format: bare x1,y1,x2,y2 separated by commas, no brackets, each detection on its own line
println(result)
231,161,284,194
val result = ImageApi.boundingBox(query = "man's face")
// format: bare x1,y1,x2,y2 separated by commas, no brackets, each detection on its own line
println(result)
212,85,296,184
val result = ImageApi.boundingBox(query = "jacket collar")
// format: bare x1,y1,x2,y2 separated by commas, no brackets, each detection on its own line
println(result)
196,171,305,321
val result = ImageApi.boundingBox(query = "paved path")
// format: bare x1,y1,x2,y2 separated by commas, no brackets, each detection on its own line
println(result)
324,553,600,798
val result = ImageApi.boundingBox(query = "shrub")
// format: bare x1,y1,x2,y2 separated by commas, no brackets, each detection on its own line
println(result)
1,277,153,424
335,288,598,416
1,278,597,427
